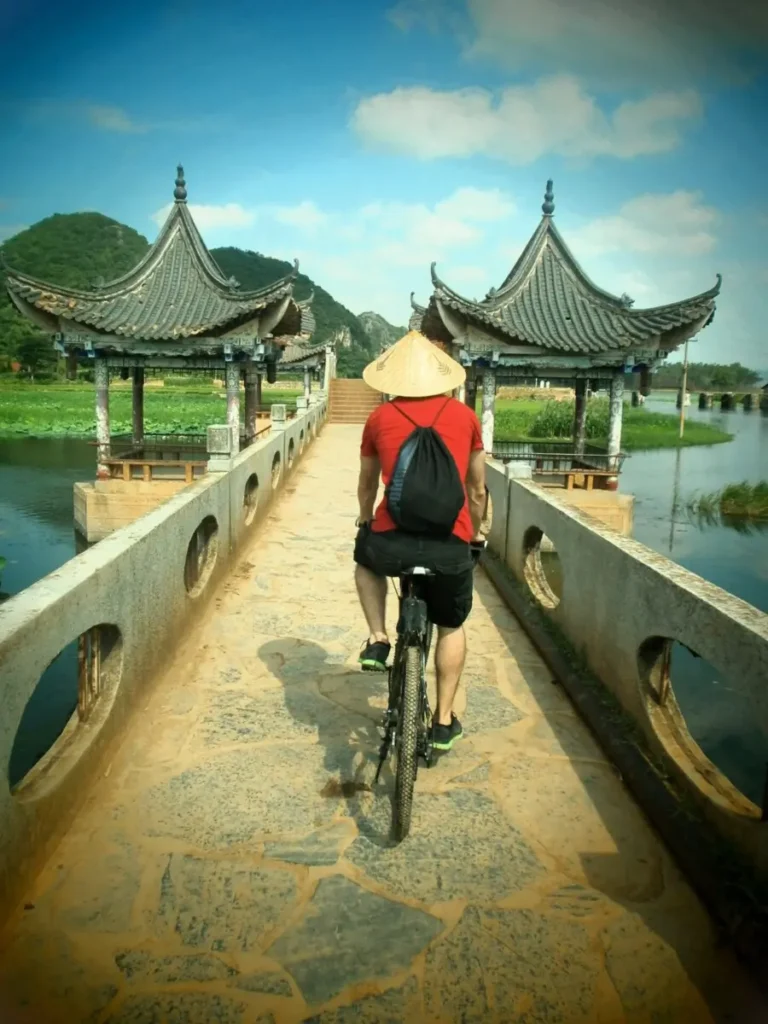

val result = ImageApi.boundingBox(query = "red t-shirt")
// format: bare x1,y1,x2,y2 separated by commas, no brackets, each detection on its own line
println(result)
360,396,484,543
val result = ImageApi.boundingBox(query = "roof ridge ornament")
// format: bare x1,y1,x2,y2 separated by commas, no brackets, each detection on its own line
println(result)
542,179,555,216
174,164,187,203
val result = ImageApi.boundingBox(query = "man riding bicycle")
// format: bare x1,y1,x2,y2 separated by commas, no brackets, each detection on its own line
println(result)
353,330,487,754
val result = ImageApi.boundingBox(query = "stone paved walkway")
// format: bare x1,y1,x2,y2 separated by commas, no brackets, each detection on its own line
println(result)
0,425,764,1024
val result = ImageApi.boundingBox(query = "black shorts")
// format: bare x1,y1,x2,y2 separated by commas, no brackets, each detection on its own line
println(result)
353,525,474,629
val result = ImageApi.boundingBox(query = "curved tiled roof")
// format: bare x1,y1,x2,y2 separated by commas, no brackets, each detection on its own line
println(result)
280,340,327,366
4,169,304,343
428,188,721,355
408,292,426,332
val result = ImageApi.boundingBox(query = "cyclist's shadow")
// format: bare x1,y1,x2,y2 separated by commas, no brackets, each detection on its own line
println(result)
257,637,398,849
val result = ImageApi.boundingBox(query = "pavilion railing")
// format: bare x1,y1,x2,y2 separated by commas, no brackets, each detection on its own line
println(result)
93,424,274,483
491,440,627,477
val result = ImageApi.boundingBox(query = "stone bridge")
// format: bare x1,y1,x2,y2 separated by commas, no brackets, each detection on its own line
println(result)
1,403,767,1023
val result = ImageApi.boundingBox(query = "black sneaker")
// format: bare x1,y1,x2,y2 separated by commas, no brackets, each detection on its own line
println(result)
431,715,463,751
359,639,391,672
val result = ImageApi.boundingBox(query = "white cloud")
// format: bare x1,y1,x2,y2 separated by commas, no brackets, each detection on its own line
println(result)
359,185,515,264
249,186,516,320
389,0,768,85
271,201,328,232
86,105,145,133
436,186,515,221
151,202,256,230
570,191,718,257
351,77,702,165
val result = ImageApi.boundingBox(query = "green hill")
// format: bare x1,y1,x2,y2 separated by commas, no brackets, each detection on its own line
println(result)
0,214,381,378
358,310,405,353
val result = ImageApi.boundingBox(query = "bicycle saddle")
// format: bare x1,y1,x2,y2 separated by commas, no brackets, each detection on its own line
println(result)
401,565,435,576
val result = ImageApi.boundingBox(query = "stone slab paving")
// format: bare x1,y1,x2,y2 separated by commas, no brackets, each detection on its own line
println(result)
0,425,765,1024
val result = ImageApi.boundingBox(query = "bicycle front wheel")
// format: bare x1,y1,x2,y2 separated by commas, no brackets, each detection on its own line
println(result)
393,644,421,842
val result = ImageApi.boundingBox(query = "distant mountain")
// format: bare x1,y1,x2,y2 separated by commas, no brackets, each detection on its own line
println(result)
0,215,382,377
357,311,405,354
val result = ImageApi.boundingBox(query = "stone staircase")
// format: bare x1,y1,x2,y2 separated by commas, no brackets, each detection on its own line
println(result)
328,378,383,424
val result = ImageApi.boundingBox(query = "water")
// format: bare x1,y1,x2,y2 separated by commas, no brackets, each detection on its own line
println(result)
0,438,93,786
623,396,768,615
1,408,766,800
618,397,768,805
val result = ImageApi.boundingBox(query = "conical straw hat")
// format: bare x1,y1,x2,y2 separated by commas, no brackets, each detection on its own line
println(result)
362,330,466,398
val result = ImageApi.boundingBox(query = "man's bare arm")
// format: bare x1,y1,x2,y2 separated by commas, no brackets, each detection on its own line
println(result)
357,454,381,523
465,449,487,538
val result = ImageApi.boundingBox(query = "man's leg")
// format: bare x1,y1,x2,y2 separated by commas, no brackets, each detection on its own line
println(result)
428,561,472,750
354,564,388,643
434,625,466,726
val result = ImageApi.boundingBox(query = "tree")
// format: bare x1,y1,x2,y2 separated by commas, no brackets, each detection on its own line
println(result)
17,334,57,379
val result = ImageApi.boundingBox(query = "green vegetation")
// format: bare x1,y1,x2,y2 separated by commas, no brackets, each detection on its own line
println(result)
494,398,732,450
0,385,730,450
0,383,301,437
626,361,762,393
682,482,768,532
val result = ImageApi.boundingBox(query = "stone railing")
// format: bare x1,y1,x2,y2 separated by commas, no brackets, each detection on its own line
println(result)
484,460,768,885
0,396,328,916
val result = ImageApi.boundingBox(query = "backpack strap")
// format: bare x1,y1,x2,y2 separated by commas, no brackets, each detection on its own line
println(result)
390,396,452,429
430,397,453,428
389,401,417,427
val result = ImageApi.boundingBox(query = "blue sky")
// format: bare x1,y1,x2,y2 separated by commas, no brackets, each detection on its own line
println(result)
1,0,766,368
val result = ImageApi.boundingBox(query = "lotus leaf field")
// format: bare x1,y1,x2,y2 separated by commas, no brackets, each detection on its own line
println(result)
0,384,732,451
0,384,303,438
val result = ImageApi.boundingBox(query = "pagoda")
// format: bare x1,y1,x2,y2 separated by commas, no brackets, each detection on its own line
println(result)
410,181,720,487
4,166,317,474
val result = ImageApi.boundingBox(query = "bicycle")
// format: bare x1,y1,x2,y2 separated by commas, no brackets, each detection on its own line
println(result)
374,538,486,841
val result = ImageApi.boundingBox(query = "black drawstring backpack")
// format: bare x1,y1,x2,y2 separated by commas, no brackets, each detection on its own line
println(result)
385,399,465,536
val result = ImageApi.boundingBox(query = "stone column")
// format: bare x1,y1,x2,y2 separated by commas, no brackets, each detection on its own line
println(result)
303,367,311,400
639,366,652,397
481,370,496,453
572,378,587,455
132,366,144,446
607,372,624,489
94,357,110,479
225,362,241,454
244,368,259,444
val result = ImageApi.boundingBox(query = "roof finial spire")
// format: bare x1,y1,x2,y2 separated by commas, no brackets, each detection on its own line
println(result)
174,164,187,203
542,179,555,216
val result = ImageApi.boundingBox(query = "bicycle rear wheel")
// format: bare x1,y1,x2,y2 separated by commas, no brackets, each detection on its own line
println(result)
393,644,421,842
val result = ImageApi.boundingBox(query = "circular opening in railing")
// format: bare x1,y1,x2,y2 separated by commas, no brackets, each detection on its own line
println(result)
271,451,282,488
243,472,259,526
287,438,295,469
522,526,562,610
638,636,766,811
9,624,123,798
184,515,219,597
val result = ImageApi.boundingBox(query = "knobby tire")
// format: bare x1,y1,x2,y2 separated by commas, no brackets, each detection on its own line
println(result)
394,644,421,842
